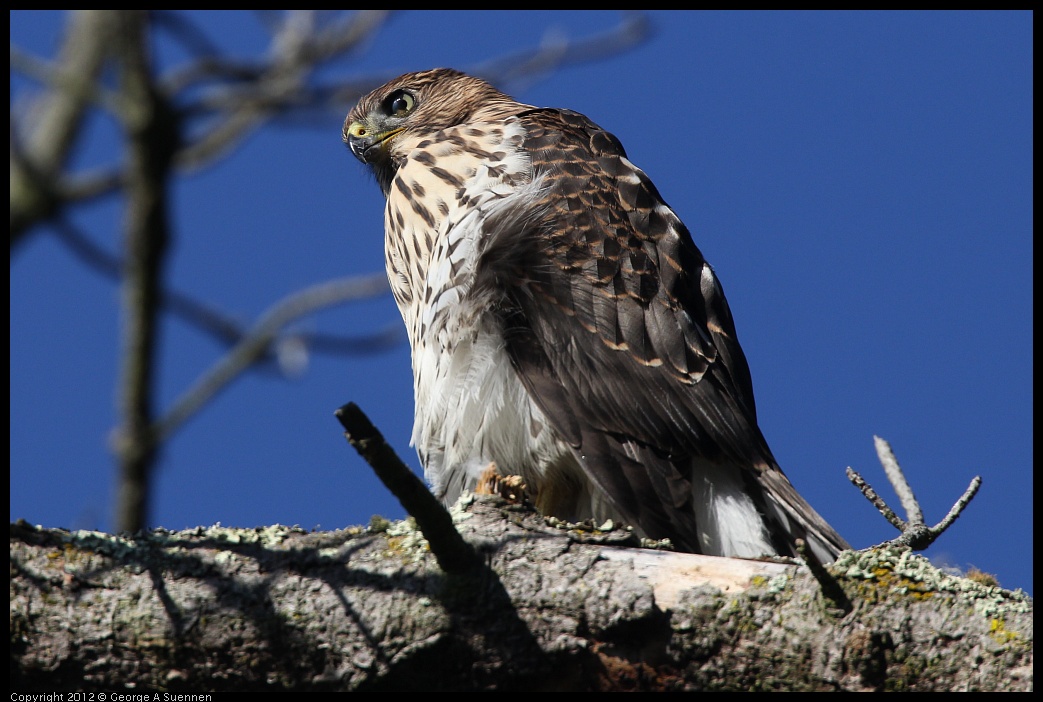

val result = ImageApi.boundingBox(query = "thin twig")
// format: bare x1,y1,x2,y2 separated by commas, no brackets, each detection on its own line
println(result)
473,12,652,91
335,402,480,575
847,437,982,552
873,435,923,526
934,476,982,535
844,467,906,532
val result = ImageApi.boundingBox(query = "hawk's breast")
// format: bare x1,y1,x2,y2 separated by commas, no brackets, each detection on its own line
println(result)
384,119,530,341
384,117,583,507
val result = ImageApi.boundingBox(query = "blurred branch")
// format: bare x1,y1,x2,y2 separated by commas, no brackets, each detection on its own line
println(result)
316,11,653,124
112,10,179,533
152,276,395,449
51,218,400,357
171,10,394,170
55,214,403,501
11,12,652,233
472,11,652,91
10,10,116,250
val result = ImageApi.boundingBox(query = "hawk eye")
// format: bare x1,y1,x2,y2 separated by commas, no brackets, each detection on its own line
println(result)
383,90,415,118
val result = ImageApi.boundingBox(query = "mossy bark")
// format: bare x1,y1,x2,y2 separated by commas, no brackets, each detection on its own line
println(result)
10,495,1032,691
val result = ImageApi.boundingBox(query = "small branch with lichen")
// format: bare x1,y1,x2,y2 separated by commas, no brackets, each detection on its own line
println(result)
847,436,982,552
335,402,481,575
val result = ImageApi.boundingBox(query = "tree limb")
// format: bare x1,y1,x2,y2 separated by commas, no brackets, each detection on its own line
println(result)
112,10,179,533
10,10,116,247
10,500,1032,691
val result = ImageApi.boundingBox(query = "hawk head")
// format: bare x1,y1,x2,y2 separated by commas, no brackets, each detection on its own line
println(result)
344,68,525,193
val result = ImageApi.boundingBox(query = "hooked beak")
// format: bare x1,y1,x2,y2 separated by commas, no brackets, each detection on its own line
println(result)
345,120,403,164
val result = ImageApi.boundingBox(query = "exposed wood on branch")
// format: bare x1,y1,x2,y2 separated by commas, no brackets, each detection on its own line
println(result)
10,497,1032,691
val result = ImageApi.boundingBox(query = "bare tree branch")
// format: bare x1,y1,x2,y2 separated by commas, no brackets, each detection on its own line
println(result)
873,435,923,526
12,11,650,226
473,11,652,90
111,10,179,533
10,10,117,247
846,436,982,552
170,11,394,171
151,275,393,448
51,218,401,356
336,402,482,575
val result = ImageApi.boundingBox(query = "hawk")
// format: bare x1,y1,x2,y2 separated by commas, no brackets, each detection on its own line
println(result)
345,68,850,562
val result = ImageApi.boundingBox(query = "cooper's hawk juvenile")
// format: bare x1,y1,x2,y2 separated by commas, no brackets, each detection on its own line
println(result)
345,68,850,562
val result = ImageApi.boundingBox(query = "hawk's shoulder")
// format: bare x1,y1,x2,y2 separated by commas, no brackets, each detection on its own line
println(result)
488,104,767,464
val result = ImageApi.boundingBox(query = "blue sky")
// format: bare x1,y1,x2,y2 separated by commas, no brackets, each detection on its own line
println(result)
10,11,1032,594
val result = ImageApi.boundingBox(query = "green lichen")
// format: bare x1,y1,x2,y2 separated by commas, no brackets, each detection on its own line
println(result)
765,573,791,596
832,546,1031,618
448,491,477,523
382,517,431,563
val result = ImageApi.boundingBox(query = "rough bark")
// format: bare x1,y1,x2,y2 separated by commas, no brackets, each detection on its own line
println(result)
10,495,1032,692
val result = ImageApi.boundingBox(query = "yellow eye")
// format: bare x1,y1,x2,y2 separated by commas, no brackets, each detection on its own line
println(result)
383,90,415,118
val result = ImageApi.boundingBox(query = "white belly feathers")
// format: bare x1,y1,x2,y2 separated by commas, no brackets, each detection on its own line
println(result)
383,118,578,507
